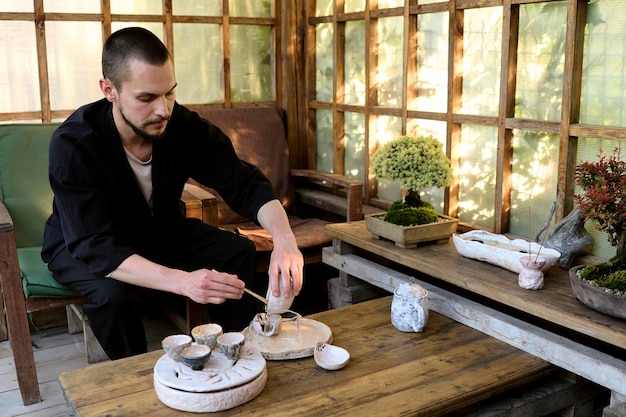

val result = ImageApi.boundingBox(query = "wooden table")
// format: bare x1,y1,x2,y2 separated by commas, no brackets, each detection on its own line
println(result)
59,297,592,417
324,221,626,396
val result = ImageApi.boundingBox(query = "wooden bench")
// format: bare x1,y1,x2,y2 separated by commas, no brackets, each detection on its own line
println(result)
323,221,626,399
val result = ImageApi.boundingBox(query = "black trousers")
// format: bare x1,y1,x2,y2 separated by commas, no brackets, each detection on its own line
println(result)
49,219,258,360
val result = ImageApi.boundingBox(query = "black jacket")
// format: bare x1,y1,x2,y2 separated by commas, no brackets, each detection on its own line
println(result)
42,99,276,276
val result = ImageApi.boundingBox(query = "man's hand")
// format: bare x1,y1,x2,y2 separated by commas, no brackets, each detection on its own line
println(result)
180,269,245,304
108,255,244,304
257,199,305,298
268,235,304,298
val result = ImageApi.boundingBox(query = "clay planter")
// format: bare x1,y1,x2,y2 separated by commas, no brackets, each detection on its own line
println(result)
569,265,626,320
365,213,458,248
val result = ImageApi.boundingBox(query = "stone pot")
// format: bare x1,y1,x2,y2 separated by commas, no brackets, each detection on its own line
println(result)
569,265,626,320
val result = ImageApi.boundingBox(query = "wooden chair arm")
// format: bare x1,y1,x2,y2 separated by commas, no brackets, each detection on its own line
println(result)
0,199,13,233
180,183,219,227
290,169,363,222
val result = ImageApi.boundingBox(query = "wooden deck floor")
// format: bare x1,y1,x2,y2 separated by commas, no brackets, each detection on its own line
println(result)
2,307,625,417
0,315,179,417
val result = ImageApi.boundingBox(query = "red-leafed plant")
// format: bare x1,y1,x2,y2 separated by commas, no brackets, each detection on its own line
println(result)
574,147,626,291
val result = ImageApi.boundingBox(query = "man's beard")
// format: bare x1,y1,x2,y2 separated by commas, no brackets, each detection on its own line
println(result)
120,107,169,143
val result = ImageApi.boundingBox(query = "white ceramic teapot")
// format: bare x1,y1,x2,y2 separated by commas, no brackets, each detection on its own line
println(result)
391,281,429,332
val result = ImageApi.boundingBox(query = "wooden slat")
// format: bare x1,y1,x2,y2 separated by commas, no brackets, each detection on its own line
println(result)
495,1,518,234
557,0,587,219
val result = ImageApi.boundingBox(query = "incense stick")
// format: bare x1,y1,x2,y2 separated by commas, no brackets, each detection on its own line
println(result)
244,287,269,305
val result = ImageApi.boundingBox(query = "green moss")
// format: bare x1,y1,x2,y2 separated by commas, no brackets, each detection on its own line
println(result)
580,263,626,291
597,271,626,292
580,263,614,281
383,199,439,226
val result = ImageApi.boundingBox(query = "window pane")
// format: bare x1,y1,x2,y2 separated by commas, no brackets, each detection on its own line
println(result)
461,7,502,116
345,112,365,180
174,24,223,104
0,22,40,113
345,0,365,13
515,2,567,122
377,16,404,108
316,23,334,102
372,115,403,202
316,0,333,17
111,0,161,14
414,12,448,113
316,109,334,172
458,125,497,229
576,137,622,260
0,0,32,12
580,0,626,126
173,0,221,15
44,0,100,13
230,0,272,17
46,21,102,111
378,0,404,8
345,21,366,105
230,25,273,102
509,131,559,241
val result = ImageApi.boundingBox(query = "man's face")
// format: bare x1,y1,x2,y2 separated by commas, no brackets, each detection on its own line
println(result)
109,58,177,142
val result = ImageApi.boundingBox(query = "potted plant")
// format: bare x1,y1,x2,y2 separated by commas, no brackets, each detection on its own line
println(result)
570,147,626,319
366,135,458,248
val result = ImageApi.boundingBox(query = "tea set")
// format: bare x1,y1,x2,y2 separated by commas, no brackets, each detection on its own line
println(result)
156,281,430,411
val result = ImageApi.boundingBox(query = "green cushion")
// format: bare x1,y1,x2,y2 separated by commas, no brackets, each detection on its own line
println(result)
18,247,77,298
0,123,76,299
0,123,60,248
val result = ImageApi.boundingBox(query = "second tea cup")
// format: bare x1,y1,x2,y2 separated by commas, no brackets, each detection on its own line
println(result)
192,323,223,348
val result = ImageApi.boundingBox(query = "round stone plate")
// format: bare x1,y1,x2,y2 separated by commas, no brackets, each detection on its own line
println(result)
154,368,267,413
154,343,265,393
243,317,332,360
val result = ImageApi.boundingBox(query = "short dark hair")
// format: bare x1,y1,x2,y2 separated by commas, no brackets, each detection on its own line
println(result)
102,27,171,89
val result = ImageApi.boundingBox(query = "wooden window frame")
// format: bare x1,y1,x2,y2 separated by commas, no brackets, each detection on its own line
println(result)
304,0,626,233
0,0,283,123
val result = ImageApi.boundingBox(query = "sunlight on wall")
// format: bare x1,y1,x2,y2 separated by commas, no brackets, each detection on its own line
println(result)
510,131,558,240
376,16,404,108
316,23,334,103
345,21,366,105
345,112,366,180
515,2,566,122
414,12,448,113
458,125,497,228
316,109,334,173
461,7,502,116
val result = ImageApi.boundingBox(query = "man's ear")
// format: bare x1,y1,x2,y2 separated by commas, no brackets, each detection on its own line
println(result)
99,78,117,102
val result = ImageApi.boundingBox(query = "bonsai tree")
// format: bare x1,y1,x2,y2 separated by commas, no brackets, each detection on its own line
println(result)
573,147,626,292
371,135,452,226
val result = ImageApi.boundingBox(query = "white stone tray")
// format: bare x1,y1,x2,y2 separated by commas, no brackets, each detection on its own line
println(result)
154,368,267,413
243,317,332,360
452,230,561,273
154,344,266,393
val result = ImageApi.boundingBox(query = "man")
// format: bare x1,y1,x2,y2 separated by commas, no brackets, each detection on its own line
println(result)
42,27,303,360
